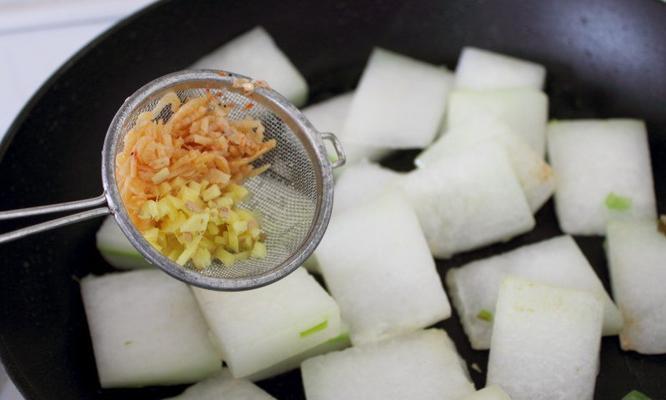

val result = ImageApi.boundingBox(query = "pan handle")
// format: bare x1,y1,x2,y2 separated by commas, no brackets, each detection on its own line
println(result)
0,194,110,244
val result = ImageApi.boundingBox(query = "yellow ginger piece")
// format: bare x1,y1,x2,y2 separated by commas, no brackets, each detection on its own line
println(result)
137,179,266,269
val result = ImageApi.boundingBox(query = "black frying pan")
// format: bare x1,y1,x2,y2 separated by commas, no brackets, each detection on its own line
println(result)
0,0,664,398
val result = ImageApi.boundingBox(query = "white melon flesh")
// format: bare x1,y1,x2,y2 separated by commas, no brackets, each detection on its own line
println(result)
415,116,554,212
96,216,151,270
302,254,322,275
315,193,451,345
302,92,390,165
401,142,534,258
191,26,308,106
80,270,221,388
340,143,392,166
301,329,475,400
606,219,666,354
462,385,512,400
342,47,454,149
192,268,341,378
306,161,402,274
315,139,391,168
247,324,351,382
547,119,657,235
165,370,275,400
455,47,546,91
332,160,402,216
302,92,350,167
447,89,548,155
446,235,622,349
303,92,353,135
487,278,603,400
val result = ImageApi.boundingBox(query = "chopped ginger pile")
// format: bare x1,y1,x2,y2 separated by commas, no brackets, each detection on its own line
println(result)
115,91,276,269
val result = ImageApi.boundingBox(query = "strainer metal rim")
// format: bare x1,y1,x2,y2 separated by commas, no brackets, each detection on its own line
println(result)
101,69,335,291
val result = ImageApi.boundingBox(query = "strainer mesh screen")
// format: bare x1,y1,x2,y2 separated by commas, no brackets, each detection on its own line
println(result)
116,84,320,280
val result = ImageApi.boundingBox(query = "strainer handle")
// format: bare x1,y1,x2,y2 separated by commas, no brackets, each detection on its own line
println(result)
0,194,107,220
321,132,347,169
0,194,110,244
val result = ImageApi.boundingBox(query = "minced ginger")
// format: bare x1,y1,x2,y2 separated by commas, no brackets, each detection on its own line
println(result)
115,91,276,269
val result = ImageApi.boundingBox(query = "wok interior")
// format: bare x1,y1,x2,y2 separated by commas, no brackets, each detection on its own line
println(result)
0,0,663,399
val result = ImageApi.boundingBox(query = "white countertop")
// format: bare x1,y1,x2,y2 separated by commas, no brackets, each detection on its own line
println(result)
0,0,156,143
0,2,156,397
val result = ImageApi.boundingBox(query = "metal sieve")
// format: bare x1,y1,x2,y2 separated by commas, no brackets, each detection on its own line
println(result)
0,70,345,291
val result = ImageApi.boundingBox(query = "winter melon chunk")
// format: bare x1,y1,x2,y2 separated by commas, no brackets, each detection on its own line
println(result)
165,370,275,400
191,26,308,106
332,160,402,216
547,119,656,235
247,323,351,382
192,268,341,378
301,329,475,400
342,48,453,149
302,92,353,137
487,278,603,400
96,216,151,270
455,47,546,90
80,270,221,388
447,89,548,155
316,192,450,345
402,142,534,258
302,92,389,165
415,116,554,212
306,161,402,275
446,235,622,349
606,219,666,354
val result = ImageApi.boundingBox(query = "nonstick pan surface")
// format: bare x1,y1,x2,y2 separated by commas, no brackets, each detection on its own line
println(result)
0,0,664,399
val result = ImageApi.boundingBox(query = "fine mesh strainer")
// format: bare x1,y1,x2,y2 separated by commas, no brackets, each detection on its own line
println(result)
0,70,346,291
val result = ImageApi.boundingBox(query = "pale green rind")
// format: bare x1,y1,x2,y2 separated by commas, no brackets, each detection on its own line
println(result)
98,246,152,270
246,332,351,382
96,216,152,270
